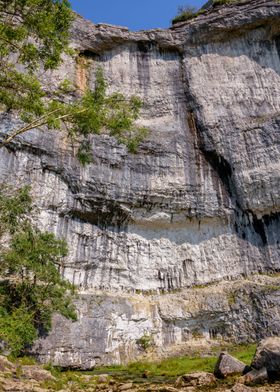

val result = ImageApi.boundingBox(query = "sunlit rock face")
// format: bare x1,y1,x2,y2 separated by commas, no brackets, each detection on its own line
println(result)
1,0,280,368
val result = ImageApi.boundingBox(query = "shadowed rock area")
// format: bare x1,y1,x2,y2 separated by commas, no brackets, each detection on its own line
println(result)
0,0,280,368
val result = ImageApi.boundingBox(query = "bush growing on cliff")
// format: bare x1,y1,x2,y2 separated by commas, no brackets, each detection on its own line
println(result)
0,0,147,163
172,0,241,24
0,186,76,356
171,5,208,25
204,0,240,7
172,6,198,24
212,0,237,5
136,333,154,351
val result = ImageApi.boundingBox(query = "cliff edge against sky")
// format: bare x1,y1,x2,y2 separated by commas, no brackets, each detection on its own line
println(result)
0,0,280,368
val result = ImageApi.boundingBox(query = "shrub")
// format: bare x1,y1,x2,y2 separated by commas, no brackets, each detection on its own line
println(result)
213,0,238,6
0,308,37,356
172,6,198,25
136,333,154,351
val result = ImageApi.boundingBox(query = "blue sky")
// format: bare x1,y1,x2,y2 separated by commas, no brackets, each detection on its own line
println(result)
70,0,206,31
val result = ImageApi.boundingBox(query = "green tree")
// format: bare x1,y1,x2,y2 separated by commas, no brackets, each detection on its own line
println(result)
0,186,76,356
0,0,147,163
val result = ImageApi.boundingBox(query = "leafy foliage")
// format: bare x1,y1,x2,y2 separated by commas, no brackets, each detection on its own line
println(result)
0,186,76,356
0,308,38,357
0,0,72,70
136,333,154,351
0,185,32,235
0,0,147,162
0,0,72,119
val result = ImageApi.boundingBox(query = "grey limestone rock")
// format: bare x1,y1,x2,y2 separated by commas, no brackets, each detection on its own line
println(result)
97,374,110,384
251,337,280,376
31,276,280,368
175,372,216,388
21,366,55,382
176,372,216,387
240,367,268,385
231,384,253,392
118,383,134,391
214,353,248,378
0,356,15,373
1,0,280,367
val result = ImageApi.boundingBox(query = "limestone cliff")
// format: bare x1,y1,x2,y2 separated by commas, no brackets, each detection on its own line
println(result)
0,0,280,368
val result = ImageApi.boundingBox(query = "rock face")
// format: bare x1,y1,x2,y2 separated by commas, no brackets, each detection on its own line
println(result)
251,337,280,377
0,0,280,367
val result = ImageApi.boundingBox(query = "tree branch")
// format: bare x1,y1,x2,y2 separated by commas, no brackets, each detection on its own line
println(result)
0,108,62,147
0,108,87,147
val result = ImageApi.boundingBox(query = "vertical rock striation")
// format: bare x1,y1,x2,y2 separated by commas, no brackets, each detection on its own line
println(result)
0,0,280,367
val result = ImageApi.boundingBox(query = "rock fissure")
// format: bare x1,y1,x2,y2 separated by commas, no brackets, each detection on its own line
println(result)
0,0,280,368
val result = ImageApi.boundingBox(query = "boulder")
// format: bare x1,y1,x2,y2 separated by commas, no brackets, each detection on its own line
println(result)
239,367,268,385
21,365,55,382
251,337,280,378
174,376,184,388
158,387,178,392
231,384,253,392
0,356,16,373
0,378,46,392
214,352,249,378
175,372,216,387
96,374,109,383
119,382,134,391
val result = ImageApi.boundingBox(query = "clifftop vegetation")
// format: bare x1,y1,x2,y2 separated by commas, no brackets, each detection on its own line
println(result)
172,0,240,25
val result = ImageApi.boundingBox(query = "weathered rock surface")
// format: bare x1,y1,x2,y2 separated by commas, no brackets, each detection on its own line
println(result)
119,383,134,391
0,356,15,373
1,0,280,367
31,275,280,368
21,365,55,382
231,384,253,392
2,355,280,392
175,372,216,387
0,363,53,392
215,353,248,378
239,367,268,385
0,379,46,392
251,337,280,376
97,374,110,383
